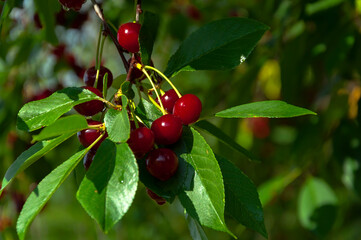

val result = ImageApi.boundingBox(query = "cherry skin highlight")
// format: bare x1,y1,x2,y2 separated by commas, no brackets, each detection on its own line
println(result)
151,114,183,145
173,94,202,125
158,89,180,113
146,188,166,205
74,86,104,116
127,127,154,158
77,120,107,150
117,22,141,53
83,66,113,91
146,148,179,181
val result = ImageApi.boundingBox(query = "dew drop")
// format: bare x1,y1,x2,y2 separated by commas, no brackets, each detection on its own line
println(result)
240,55,246,63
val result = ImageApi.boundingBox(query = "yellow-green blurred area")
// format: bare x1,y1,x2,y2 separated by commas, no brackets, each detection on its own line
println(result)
1,0,361,239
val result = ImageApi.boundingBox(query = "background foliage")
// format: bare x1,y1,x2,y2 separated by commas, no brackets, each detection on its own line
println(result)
0,0,360,239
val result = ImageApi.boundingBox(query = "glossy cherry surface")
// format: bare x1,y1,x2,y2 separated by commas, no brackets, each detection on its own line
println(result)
83,149,96,171
58,0,85,11
77,120,107,150
117,22,141,53
173,94,202,125
151,114,183,145
158,89,179,113
127,127,154,158
146,148,179,181
74,86,104,116
146,188,166,205
83,66,113,91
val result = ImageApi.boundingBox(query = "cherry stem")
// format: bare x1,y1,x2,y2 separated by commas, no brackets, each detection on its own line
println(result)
147,92,164,113
86,132,106,150
129,99,139,128
95,24,102,70
94,69,100,88
126,54,136,83
100,98,117,109
144,66,182,98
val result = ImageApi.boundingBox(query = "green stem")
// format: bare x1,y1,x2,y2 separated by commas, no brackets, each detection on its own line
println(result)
107,20,118,32
87,132,106,150
95,24,102,70
129,99,139,128
98,35,106,70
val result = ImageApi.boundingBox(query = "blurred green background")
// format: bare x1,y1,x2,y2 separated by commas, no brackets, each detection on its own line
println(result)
1,0,361,239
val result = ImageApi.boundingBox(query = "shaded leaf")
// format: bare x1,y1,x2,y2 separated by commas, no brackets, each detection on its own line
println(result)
139,11,160,65
0,0,15,32
186,214,209,240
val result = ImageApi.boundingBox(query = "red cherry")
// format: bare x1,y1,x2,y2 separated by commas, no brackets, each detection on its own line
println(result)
58,0,86,11
248,118,270,139
146,188,166,205
77,120,107,150
83,149,96,171
158,89,180,113
83,66,114,91
74,86,104,116
117,22,141,53
151,114,183,145
127,127,154,158
173,94,202,125
146,148,179,181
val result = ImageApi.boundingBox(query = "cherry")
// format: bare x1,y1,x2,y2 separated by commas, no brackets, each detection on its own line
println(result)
83,66,114,91
117,22,141,53
146,188,166,205
146,148,179,181
83,149,96,171
58,0,86,11
127,127,154,158
173,94,202,125
158,89,179,113
28,89,53,102
74,86,104,116
151,114,183,145
248,118,270,139
77,120,107,150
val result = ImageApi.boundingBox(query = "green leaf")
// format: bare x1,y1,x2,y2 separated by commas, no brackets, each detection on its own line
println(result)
17,87,102,132
32,115,88,142
215,100,316,118
112,74,127,89
104,108,130,143
139,11,160,65
135,98,162,127
178,127,233,236
76,141,138,232
33,0,59,44
305,0,345,15
0,133,74,194
216,155,267,238
298,177,338,236
194,120,258,162
164,18,269,77
16,149,87,240
121,81,135,99
0,0,15,32
186,214,209,240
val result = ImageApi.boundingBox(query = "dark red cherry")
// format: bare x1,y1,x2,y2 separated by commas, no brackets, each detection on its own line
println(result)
83,66,113,91
117,22,141,53
173,94,202,125
146,148,179,181
83,149,96,171
127,127,154,158
130,120,145,132
58,0,86,11
146,188,166,205
158,89,180,113
28,89,53,102
74,86,104,116
151,114,183,145
77,120,107,150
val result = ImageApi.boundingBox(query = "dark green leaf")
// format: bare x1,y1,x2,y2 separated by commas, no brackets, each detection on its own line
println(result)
32,115,88,142
33,0,59,44
16,149,87,240
139,11,160,65
0,133,74,194
76,141,138,232
186,214,209,240
178,127,233,236
104,107,130,143
194,120,258,162
216,155,267,238
0,0,15,32
164,18,269,77
215,100,316,118
17,87,102,132
135,97,162,127
121,81,135,99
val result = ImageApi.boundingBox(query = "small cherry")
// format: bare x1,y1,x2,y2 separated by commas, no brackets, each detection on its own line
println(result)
117,22,141,53
248,118,270,139
127,127,154,158
77,120,107,150
158,89,180,113
151,114,183,145
173,94,202,125
83,149,96,171
146,188,166,205
58,0,86,11
83,66,113,91
146,148,179,181
74,86,104,116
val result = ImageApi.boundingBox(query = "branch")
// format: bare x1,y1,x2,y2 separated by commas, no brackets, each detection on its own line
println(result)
136,0,142,23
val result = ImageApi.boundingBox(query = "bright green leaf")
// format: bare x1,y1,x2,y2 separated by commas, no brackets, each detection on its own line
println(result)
164,18,269,77
16,149,87,240
32,115,88,142
216,155,267,238
135,98,162,127
104,108,130,143
139,11,160,65
76,141,138,232
0,133,74,194
17,87,102,132
215,100,316,118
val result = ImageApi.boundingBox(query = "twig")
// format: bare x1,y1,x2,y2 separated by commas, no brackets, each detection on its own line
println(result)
136,0,142,23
